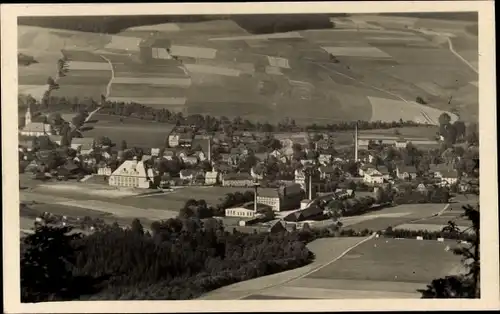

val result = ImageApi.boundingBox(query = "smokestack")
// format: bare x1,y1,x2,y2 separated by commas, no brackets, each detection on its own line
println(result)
354,122,359,162
207,137,211,162
253,182,260,213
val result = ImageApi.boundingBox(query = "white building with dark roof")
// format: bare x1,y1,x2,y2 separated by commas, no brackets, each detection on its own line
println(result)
109,158,151,188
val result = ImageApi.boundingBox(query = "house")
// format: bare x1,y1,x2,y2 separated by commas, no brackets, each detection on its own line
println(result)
269,149,282,159
300,159,315,166
48,135,62,146
257,183,304,212
168,133,180,147
284,205,323,222
429,163,451,178
294,169,306,187
440,170,459,186
267,220,287,233
182,155,198,165
363,172,384,185
396,165,417,180
221,173,254,187
315,139,330,151
178,133,193,148
205,170,219,185
108,158,151,188
19,122,53,137
251,164,265,180
71,138,95,155
394,139,408,149
197,151,207,161
319,166,337,179
179,169,195,182
97,165,112,176
318,154,332,166
19,136,36,151
163,150,175,160
358,164,377,177
335,189,354,199
101,151,111,160
151,148,160,157
416,183,428,193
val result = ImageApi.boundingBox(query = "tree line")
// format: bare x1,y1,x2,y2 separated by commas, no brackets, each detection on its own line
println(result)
20,94,435,136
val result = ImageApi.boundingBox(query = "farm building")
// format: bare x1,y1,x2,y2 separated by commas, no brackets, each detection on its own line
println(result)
256,183,304,212
108,158,152,189
19,135,35,151
283,205,323,222
97,166,112,176
268,220,287,233
439,170,460,186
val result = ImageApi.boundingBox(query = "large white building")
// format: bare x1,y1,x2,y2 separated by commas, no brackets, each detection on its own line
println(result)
19,105,53,137
109,158,152,189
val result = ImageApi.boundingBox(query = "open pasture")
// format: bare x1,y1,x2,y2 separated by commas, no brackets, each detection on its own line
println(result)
112,62,187,77
112,76,192,87
308,238,461,284
61,49,107,63
109,83,189,98
82,124,174,148
50,84,107,100
321,46,392,58
56,70,111,86
368,96,457,125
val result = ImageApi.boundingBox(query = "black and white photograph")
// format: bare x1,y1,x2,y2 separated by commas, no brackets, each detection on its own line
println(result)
1,2,498,313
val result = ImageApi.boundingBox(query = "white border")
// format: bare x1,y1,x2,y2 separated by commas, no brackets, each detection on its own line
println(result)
2,2,498,313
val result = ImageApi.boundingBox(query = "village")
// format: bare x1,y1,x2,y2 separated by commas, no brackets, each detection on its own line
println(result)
18,102,479,234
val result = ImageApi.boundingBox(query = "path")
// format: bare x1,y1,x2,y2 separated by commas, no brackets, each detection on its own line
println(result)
446,37,478,74
80,55,114,124
310,61,437,125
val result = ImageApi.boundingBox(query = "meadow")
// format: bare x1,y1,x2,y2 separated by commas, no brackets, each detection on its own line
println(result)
307,238,461,284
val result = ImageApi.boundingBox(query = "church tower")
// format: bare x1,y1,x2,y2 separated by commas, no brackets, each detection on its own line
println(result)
25,104,32,126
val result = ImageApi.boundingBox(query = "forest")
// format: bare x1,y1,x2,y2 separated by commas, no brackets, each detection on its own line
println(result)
18,14,345,34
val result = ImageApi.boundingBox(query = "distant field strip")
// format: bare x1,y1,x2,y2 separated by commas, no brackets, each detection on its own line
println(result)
107,96,187,105
112,77,192,87
110,83,188,97
415,82,447,96
105,35,142,51
127,23,180,32
56,200,178,221
67,61,112,71
321,46,392,58
210,32,303,41
18,85,49,100
265,66,283,75
184,63,241,76
365,36,427,41
170,45,217,59
62,49,107,62
368,96,456,125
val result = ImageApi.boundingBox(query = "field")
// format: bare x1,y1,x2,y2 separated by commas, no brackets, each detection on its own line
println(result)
19,14,478,124
307,238,461,285
80,114,176,148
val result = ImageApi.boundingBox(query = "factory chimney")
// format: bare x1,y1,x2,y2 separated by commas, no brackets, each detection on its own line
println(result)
207,136,211,162
253,180,260,213
308,173,313,200
354,122,359,162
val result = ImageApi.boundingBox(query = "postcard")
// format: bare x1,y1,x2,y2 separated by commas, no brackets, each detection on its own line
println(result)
1,1,498,313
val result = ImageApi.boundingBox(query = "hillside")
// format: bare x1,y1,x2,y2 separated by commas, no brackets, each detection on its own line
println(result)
18,14,478,125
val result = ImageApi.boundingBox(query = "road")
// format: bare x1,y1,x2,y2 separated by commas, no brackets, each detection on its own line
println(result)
446,37,478,74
